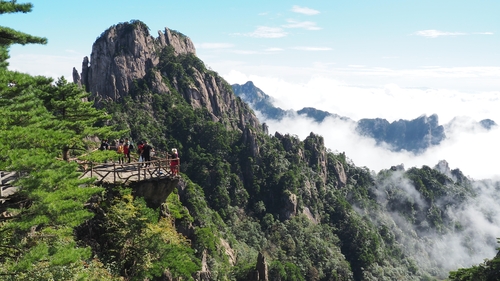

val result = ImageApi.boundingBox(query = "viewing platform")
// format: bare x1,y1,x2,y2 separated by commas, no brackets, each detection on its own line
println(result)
79,158,179,185
1,158,180,204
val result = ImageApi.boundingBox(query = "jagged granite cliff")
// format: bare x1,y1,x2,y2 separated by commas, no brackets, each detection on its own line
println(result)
74,20,261,134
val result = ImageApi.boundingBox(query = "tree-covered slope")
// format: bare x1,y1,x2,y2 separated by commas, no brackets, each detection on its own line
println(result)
76,20,499,281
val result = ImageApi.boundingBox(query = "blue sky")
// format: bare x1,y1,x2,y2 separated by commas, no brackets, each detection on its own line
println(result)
4,0,500,178
4,0,499,88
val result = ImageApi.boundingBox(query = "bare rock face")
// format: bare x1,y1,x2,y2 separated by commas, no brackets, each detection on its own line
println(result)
304,133,328,185
81,22,161,104
157,28,196,56
281,191,298,220
242,127,260,158
333,160,347,188
256,252,268,281
75,20,260,132
72,67,81,87
130,177,179,209
194,249,212,281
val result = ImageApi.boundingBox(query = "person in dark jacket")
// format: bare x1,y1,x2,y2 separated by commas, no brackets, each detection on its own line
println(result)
142,140,153,166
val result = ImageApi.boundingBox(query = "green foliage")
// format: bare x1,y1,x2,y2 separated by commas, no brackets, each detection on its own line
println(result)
166,188,194,222
231,261,256,281
0,69,107,279
0,0,47,68
269,261,305,281
79,188,200,280
37,77,121,160
78,149,121,163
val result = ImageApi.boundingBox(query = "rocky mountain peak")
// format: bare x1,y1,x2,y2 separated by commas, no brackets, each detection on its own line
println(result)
73,20,261,133
74,20,195,106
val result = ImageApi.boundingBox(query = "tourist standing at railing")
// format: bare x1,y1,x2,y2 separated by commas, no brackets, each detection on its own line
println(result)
99,139,109,150
117,140,125,164
123,141,130,164
142,141,153,166
170,148,179,175
137,141,144,163
125,138,133,163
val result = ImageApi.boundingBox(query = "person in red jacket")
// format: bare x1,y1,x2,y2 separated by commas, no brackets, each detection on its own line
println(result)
170,148,179,175
123,141,130,164
137,141,144,163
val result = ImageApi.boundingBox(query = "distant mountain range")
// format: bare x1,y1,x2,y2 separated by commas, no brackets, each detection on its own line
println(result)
232,81,497,154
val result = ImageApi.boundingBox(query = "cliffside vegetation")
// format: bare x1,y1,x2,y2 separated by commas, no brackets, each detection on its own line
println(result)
1,2,500,281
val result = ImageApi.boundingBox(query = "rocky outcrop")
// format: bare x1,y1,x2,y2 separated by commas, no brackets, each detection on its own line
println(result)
130,177,179,209
74,20,260,133
193,249,212,281
72,67,81,87
220,238,236,265
157,28,196,56
274,132,303,157
232,81,289,120
303,207,318,224
281,191,297,220
242,127,260,158
244,252,268,281
256,252,268,281
333,160,347,188
304,133,328,185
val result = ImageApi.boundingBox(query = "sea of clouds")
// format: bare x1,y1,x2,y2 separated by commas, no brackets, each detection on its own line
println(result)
224,71,500,180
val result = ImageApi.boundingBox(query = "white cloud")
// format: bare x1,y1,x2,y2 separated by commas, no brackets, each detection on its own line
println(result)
65,49,81,54
8,53,80,80
223,71,500,179
282,19,321,30
291,5,320,15
292,46,332,51
243,26,288,38
373,170,500,274
232,50,259,55
414,30,494,38
414,29,466,38
196,43,235,49
265,47,283,52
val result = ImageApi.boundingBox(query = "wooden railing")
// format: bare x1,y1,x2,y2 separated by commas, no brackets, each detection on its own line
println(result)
79,158,179,185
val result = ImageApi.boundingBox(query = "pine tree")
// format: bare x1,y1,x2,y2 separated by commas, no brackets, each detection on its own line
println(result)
38,77,123,160
0,3,116,279
0,69,112,279
0,1,47,68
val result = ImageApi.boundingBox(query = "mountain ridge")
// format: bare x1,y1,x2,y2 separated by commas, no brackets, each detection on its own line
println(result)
232,80,497,153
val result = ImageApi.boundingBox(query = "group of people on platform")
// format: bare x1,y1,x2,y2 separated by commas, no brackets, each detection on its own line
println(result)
99,138,180,175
